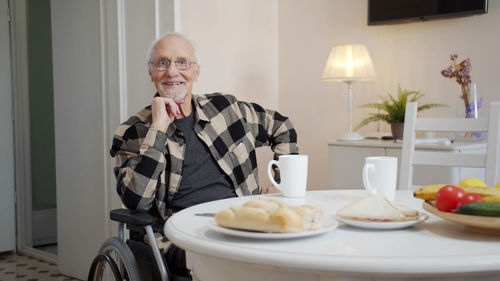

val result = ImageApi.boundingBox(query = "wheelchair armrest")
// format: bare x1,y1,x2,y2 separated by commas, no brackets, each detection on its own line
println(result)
110,208,153,226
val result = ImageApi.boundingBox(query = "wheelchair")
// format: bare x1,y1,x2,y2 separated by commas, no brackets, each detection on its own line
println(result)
87,209,174,281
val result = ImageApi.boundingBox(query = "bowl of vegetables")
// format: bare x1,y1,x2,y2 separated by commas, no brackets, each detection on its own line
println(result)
415,182,500,235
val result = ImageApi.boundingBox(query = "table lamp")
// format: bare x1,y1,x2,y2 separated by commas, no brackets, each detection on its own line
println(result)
321,44,376,141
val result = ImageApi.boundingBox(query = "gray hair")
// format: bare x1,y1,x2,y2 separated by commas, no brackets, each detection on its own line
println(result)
147,32,200,66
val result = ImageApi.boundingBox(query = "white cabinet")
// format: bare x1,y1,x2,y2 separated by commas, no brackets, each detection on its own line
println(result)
328,140,486,189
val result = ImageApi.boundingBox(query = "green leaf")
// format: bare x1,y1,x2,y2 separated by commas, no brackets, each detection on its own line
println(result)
355,84,449,130
417,103,449,112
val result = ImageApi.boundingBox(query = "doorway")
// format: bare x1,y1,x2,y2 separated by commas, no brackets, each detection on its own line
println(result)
26,0,57,255
11,0,58,262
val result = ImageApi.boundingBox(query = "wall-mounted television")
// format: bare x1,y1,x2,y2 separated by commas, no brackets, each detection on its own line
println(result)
368,0,488,25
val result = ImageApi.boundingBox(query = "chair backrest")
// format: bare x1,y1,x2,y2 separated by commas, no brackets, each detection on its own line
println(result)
399,101,500,190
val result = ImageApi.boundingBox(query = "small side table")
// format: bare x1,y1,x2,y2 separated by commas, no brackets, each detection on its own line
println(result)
328,139,486,189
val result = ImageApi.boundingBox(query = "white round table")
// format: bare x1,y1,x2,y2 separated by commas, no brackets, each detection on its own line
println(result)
164,190,500,281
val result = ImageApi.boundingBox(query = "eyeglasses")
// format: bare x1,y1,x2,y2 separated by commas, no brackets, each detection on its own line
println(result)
149,59,196,71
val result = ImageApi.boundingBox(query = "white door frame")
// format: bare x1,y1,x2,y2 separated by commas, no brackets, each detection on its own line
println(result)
9,0,57,263
0,0,16,253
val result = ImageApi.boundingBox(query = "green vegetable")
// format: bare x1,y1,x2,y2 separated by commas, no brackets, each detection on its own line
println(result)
453,202,500,217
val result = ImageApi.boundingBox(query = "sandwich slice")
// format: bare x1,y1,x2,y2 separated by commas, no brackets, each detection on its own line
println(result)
393,203,420,220
336,194,410,222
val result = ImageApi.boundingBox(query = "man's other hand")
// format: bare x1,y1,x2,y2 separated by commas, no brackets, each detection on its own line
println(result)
260,186,280,194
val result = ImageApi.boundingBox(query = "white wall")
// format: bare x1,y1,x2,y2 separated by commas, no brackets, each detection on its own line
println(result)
179,0,500,189
278,0,500,188
181,0,279,187
51,0,108,277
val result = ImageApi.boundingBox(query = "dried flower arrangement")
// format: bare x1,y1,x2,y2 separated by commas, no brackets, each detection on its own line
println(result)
441,54,482,138
441,54,482,118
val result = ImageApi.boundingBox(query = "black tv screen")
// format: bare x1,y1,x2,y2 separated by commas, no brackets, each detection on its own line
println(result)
368,0,488,25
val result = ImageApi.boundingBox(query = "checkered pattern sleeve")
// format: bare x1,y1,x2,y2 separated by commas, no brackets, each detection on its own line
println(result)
238,100,298,154
109,112,168,213
237,100,298,153
238,100,298,182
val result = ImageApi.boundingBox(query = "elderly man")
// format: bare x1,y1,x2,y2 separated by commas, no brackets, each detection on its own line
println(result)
110,33,298,279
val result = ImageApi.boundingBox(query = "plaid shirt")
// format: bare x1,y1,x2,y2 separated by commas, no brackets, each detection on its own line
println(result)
110,93,298,219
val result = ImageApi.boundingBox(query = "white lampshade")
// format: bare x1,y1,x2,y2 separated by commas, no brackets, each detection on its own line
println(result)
321,44,376,141
321,44,376,82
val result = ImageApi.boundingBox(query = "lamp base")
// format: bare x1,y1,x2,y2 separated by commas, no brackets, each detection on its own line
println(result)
337,132,364,141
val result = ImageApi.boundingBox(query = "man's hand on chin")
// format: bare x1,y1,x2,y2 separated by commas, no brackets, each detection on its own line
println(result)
260,186,280,194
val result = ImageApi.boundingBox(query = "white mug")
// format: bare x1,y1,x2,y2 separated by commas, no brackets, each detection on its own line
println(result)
362,156,398,201
267,155,308,198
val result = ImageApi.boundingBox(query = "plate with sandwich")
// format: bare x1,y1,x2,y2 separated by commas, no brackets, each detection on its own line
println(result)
209,198,338,239
335,194,428,230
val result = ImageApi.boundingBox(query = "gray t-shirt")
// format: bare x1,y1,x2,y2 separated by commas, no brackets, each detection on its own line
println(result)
171,111,236,212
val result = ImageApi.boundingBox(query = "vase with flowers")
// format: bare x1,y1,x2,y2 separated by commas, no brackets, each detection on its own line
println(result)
441,54,482,139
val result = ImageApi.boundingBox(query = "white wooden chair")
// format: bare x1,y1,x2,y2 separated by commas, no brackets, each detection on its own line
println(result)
399,101,500,190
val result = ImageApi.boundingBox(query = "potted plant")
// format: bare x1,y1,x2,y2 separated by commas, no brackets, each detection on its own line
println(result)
355,85,448,140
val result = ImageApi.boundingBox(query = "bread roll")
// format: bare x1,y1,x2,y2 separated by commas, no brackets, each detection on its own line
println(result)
290,205,323,230
242,197,288,212
214,198,323,233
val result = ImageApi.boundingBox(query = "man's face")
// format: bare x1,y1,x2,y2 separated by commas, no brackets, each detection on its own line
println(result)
148,36,200,102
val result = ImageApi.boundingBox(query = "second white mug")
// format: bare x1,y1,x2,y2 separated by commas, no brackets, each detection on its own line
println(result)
267,155,308,198
362,156,398,201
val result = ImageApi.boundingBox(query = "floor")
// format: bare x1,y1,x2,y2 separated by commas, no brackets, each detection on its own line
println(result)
0,252,81,281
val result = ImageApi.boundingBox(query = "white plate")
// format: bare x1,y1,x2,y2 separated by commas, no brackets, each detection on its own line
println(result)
207,216,338,239
335,214,429,230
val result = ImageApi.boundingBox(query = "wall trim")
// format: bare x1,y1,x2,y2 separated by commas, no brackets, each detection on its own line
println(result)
156,0,181,37
100,0,126,238
117,0,128,123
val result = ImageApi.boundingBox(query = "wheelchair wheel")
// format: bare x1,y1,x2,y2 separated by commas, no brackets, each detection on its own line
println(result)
88,254,123,281
90,237,141,281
